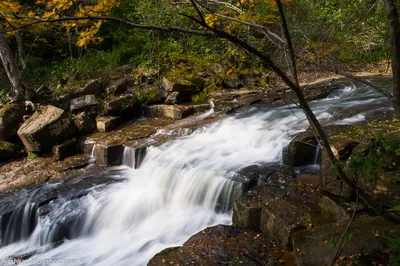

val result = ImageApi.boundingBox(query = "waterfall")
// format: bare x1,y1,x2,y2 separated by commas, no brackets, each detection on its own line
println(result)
122,147,147,169
0,79,393,265
88,143,96,166
313,144,321,165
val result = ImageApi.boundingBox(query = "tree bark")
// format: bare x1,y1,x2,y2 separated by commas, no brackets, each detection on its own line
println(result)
0,33,24,101
384,0,400,118
15,32,26,70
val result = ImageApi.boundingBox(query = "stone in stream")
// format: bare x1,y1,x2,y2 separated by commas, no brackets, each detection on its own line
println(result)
0,102,25,140
96,116,122,132
69,94,99,114
17,105,77,153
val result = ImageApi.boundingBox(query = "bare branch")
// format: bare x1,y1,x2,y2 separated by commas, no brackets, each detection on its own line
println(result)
0,14,217,38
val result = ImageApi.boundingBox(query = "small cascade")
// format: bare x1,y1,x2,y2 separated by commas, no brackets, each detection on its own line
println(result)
0,203,38,246
122,146,147,169
88,143,96,166
313,144,321,165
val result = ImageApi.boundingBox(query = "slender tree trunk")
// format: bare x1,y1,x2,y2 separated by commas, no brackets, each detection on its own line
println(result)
0,33,24,101
384,0,400,118
276,0,299,86
15,32,26,70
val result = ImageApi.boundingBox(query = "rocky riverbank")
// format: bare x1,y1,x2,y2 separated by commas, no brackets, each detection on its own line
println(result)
0,71,399,265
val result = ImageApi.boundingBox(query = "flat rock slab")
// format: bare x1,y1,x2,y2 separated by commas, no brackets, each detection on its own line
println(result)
291,216,400,266
70,95,99,114
148,225,272,266
0,154,91,194
96,116,121,132
17,105,77,152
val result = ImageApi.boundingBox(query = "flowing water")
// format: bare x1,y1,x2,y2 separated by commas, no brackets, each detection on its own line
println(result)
0,78,393,265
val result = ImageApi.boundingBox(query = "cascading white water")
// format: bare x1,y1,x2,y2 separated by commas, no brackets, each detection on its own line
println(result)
0,79,393,265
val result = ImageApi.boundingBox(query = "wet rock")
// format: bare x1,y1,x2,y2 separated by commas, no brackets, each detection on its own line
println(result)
0,140,18,161
96,116,121,132
165,91,180,104
232,189,263,231
282,131,319,167
104,94,140,117
0,102,25,140
73,112,96,135
52,139,77,161
145,104,195,120
106,78,134,95
17,105,77,153
291,216,399,266
70,95,99,114
162,76,205,97
148,225,271,266
94,144,124,166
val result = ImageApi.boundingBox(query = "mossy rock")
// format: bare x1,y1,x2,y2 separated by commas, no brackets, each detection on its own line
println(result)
0,140,17,161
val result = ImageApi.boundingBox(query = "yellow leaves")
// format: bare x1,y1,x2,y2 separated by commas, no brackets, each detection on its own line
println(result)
0,1,22,13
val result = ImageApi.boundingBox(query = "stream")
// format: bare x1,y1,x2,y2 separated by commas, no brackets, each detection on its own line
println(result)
0,77,393,265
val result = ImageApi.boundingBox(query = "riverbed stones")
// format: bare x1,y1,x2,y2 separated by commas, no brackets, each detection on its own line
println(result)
0,102,25,140
17,105,77,153
291,216,399,266
70,95,99,114
145,104,196,120
96,116,121,132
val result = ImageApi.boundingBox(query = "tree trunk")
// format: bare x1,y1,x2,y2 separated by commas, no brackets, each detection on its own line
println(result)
384,0,400,118
0,33,24,102
15,32,26,70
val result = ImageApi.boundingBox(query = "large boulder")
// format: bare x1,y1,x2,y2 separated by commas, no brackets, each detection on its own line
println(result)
17,105,77,153
145,104,195,120
0,102,25,140
69,95,99,114
104,94,140,117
